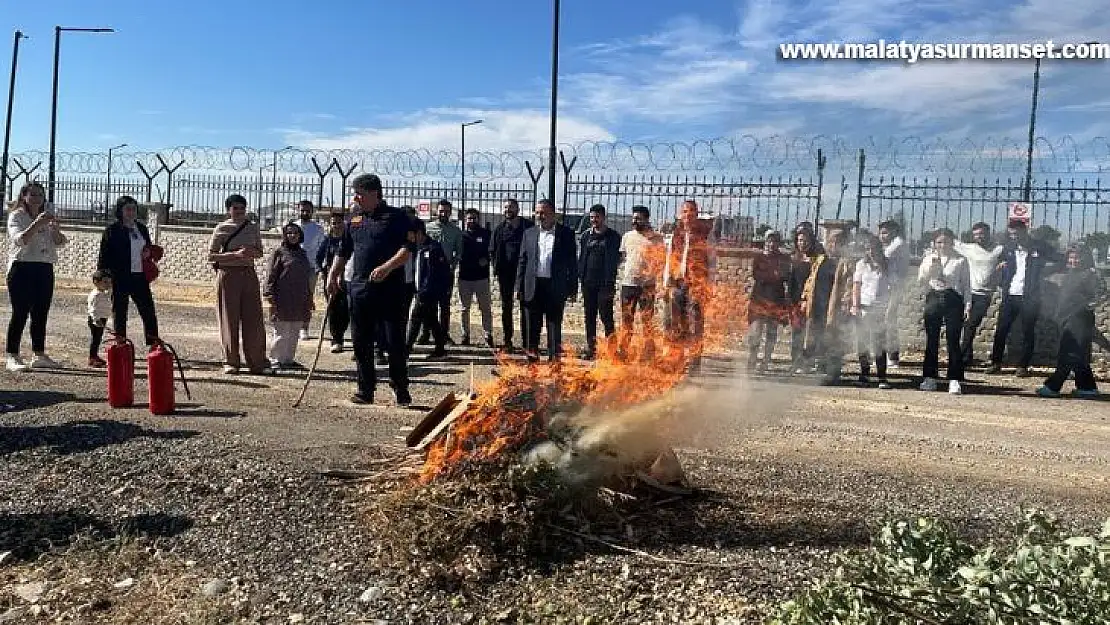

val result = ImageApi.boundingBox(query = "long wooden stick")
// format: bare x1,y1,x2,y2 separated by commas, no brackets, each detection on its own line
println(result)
292,292,333,408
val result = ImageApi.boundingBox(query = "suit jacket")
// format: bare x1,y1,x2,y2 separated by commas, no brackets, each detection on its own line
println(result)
998,240,1057,302
577,227,622,285
516,223,578,303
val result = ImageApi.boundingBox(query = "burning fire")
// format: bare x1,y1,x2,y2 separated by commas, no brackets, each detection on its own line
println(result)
420,226,758,483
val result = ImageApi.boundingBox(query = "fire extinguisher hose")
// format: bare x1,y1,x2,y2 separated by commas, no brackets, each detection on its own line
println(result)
155,339,192,400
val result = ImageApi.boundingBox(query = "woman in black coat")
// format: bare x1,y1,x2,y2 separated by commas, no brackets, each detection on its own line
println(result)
97,196,161,345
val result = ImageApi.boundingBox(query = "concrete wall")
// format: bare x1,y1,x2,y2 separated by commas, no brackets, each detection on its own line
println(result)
1,224,1096,365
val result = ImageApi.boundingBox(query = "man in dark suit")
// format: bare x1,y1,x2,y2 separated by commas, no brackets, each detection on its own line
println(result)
985,219,1058,377
516,199,578,362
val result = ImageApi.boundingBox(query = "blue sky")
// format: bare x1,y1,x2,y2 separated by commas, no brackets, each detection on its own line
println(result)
4,0,1110,165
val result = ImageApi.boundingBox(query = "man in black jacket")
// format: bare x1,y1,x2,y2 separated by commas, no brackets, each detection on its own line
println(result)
516,199,578,362
405,219,450,359
985,219,1058,376
577,204,622,359
458,208,495,347
489,198,533,352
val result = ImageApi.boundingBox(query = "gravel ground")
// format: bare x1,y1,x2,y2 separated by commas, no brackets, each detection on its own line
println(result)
1,289,1109,624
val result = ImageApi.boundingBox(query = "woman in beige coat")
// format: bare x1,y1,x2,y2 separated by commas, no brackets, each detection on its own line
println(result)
208,194,269,374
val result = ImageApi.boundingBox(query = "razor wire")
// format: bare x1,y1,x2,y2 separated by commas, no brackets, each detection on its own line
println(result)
11,134,1110,178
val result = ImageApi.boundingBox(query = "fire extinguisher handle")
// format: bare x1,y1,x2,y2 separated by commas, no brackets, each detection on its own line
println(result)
155,339,192,401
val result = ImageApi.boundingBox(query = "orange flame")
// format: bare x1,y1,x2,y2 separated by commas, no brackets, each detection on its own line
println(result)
420,223,757,482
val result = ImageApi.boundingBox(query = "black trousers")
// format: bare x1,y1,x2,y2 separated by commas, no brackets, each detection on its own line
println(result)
88,316,107,358
5,261,54,355
328,282,350,346
113,271,159,345
990,294,1038,367
960,292,992,364
524,278,565,360
496,272,526,346
407,295,446,350
1044,311,1097,392
666,281,704,341
436,273,455,338
376,283,414,357
350,288,408,398
618,285,657,354
581,281,616,351
923,289,965,381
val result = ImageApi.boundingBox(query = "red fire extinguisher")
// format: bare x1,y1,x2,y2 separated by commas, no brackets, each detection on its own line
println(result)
106,335,135,408
147,340,191,415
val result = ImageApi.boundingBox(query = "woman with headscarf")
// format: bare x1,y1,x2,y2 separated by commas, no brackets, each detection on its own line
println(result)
6,182,67,371
1037,245,1109,398
97,195,162,347
264,222,314,372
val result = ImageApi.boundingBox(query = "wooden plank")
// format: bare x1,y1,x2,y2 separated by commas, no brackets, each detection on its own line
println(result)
405,392,465,447
414,394,474,451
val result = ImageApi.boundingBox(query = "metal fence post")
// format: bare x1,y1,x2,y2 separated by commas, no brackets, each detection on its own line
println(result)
525,160,544,212
155,154,185,216
136,160,165,204
333,160,358,210
558,150,577,220
814,148,826,224
311,156,336,210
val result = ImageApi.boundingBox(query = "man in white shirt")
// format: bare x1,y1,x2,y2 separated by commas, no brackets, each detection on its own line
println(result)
986,219,1055,376
295,200,326,340
515,199,577,362
953,222,1004,366
617,206,665,360
878,219,909,368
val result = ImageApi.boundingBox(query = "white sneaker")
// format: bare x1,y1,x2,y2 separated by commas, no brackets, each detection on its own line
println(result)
222,365,239,375
919,377,937,391
300,329,310,340
887,359,900,371
29,353,60,369
948,380,963,395
6,355,29,372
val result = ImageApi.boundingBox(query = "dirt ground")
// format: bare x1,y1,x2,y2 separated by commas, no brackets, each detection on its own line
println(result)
1,287,1108,624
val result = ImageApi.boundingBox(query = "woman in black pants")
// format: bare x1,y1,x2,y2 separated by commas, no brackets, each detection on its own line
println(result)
6,182,68,371
97,196,160,346
917,228,972,395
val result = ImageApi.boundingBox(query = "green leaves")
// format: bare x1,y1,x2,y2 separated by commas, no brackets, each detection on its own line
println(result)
769,511,1110,625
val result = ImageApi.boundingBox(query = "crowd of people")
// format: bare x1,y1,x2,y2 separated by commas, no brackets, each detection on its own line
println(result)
745,217,1108,397
5,175,1108,402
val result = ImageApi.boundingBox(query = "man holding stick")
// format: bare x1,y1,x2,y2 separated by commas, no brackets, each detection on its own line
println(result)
326,174,417,406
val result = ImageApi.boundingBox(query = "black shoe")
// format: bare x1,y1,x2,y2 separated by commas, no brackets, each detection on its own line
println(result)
445,336,457,346
1015,366,1031,378
349,393,374,405
984,363,1002,375
375,353,388,366
394,387,412,406
581,349,596,361
417,335,431,346
484,335,495,348
427,349,448,360
460,336,471,346
500,342,515,354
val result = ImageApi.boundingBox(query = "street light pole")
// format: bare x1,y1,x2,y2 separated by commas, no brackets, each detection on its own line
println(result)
1,30,26,205
104,142,127,215
1023,41,1101,203
48,26,114,204
548,0,560,212
460,119,483,222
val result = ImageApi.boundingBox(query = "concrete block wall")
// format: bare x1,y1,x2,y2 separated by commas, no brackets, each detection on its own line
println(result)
0,224,1098,366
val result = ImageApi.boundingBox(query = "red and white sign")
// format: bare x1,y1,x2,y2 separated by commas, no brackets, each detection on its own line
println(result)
1008,202,1031,224
416,200,432,220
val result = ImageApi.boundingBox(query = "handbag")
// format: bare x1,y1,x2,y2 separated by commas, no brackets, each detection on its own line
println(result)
142,244,164,283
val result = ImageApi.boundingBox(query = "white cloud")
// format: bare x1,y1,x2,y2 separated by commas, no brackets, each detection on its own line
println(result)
282,108,615,153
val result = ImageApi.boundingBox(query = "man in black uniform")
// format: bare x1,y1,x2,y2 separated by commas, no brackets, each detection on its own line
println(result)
489,198,534,352
326,174,416,406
